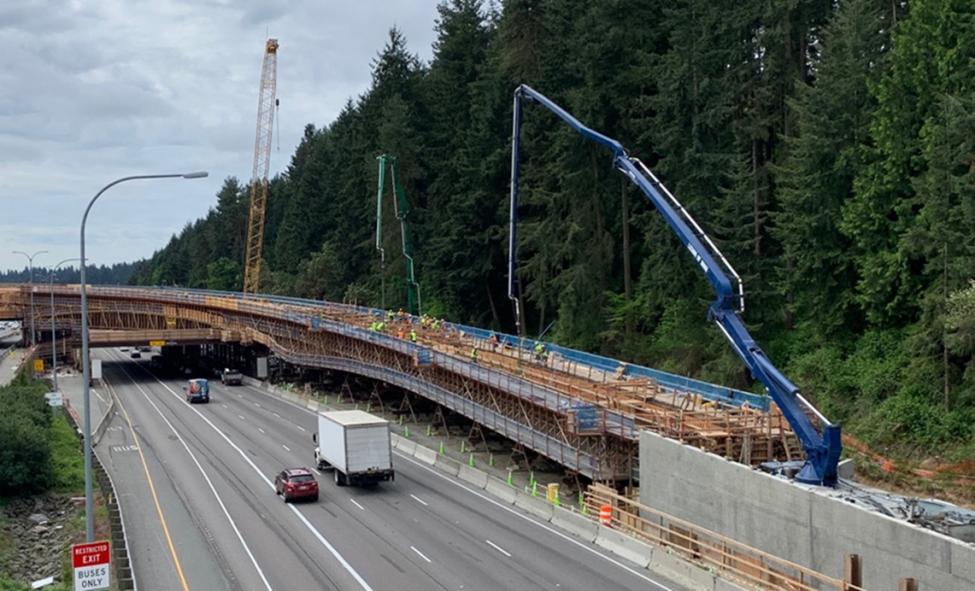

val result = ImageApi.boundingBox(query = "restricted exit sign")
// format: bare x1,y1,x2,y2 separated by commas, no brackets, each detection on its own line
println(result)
72,541,110,591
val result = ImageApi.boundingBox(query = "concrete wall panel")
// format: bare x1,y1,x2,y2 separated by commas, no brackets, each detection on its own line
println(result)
639,431,975,591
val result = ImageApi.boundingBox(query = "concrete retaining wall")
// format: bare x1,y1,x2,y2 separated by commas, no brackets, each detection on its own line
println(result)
639,431,975,591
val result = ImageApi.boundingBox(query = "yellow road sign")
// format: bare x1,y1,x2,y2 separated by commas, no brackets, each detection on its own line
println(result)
34,359,44,373
149,340,166,347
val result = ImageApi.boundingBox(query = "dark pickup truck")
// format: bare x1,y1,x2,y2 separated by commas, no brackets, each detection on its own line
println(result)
220,368,243,386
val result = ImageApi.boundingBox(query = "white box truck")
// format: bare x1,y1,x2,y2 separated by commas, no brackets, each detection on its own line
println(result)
313,410,394,487
90,358,102,385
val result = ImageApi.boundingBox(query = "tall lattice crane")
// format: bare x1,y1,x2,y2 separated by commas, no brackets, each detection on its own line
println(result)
243,38,279,294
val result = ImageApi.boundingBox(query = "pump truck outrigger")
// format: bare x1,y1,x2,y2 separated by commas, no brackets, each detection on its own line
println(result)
506,84,842,486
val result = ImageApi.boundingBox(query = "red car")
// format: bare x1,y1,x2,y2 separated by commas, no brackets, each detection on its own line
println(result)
274,468,319,502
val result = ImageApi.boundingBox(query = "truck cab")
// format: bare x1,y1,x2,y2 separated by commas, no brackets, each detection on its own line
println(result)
183,378,210,403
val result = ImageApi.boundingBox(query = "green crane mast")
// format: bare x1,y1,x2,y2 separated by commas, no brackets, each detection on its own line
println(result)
375,154,421,315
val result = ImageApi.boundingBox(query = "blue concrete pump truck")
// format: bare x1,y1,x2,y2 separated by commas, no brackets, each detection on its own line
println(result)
506,84,842,486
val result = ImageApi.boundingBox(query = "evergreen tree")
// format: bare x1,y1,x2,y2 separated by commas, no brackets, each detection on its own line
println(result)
774,0,887,339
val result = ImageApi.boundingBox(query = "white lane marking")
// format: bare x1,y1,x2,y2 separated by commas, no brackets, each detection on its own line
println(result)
350,499,365,511
114,365,273,591
296,425,306,432
394,452,674,591
91,388,107,405
255,403,262,408
410,546,432,563
311,468,322,475
282,444,291,452
238,415,246,420
273,412,280,418
258,428,265,434
232,378,675,589
409,494,428,507
137,369,375,591
485,540,511,558
221,404,228,409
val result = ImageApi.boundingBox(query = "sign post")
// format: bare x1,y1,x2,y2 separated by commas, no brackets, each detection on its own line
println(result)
72,541,110,590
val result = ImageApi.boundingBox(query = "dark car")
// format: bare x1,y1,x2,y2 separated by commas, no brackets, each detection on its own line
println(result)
130,351,141,359
274,468,319,502
183,378,210,403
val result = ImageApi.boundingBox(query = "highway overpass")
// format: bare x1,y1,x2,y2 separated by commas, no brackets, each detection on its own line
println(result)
0,284,799,483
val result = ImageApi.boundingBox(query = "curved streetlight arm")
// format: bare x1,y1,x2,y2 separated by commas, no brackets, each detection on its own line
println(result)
11,249,48,347
48,258,80,395
79,171,206,542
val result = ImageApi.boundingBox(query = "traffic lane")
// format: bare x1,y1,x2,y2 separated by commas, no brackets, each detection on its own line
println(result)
105,352,371,591
139,373,457,591
213,379,688,591
185,380,542,590
210,385,596,590
120,358,432,591
101,361,240,591
86,362,231,591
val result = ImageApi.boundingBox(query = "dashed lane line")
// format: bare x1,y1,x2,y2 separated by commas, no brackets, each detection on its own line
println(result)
114,365,273,591
410,546,432,564
485,540,511,558
135,367,375,591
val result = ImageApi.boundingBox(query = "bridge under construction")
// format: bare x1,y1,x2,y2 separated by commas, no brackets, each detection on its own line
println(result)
0,283,800,483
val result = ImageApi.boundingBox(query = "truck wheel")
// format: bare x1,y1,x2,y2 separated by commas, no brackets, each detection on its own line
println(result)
334,470,346,487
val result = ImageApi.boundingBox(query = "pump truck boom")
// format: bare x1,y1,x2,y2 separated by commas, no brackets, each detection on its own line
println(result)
506,84,841,486
376,154,421,316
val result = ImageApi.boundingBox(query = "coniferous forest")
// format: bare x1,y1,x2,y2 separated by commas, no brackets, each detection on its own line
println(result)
131,0,975,466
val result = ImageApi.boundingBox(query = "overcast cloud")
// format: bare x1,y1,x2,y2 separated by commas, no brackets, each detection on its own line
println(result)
0,0,439,273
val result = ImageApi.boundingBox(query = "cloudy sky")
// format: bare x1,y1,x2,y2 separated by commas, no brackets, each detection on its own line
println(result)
0,0,439,273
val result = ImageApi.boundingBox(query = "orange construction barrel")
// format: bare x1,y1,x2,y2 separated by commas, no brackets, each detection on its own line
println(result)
599,504,612,526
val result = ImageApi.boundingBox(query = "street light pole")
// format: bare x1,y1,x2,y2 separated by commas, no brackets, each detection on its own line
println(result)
12,249,49,346
49,258,80,393
80,171,207,541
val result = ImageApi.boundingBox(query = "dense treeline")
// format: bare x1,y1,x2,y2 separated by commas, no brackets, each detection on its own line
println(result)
0,263,137,285
131,0,975,460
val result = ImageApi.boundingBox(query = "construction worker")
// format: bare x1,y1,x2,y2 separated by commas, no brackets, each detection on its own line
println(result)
377,321,385,332
409,329,417,343
470,346,478,364
534,342,545,362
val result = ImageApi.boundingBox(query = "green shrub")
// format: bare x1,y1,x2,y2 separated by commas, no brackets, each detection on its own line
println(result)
0,378,55,496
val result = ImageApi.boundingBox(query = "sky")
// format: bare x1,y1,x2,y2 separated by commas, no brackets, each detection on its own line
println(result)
0,0,440,273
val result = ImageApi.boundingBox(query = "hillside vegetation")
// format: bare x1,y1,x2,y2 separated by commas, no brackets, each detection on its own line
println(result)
131,0,975,468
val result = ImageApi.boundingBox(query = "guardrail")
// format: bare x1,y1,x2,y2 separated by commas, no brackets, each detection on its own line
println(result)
63,398,136,590
585,484,865,591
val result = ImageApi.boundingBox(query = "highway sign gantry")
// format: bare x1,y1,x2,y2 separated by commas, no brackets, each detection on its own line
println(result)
72,540,110,591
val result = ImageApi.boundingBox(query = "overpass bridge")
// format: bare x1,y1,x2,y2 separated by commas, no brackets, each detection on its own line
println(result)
0,284,799,482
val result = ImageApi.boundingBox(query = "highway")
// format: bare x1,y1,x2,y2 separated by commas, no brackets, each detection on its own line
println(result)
79,349,689,591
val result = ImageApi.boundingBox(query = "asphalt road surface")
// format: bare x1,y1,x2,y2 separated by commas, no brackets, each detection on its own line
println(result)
80,349,688,591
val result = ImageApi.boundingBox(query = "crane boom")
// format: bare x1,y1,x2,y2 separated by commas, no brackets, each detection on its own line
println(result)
507,84,841,486
243,38,279,294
